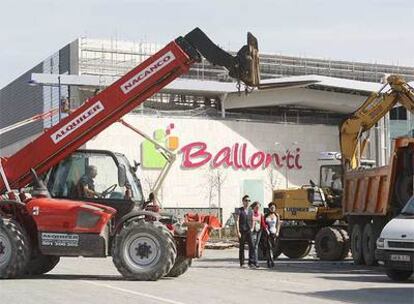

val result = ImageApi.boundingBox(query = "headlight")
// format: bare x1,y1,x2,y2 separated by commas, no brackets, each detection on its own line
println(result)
376,237,385,248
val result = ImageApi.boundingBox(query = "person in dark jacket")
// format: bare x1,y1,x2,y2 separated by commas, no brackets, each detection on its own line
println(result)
235,195,254,267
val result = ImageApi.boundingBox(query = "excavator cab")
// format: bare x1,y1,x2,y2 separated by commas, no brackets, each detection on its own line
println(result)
47,149,144,219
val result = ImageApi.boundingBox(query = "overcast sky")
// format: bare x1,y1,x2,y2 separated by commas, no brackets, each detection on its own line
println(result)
0,0,413,88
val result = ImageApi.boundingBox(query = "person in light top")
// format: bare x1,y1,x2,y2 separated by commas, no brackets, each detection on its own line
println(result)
264,202,282,268
249,201,266,268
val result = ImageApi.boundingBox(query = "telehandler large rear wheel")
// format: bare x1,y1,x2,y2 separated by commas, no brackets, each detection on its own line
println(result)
112,220,177,281
166,256,192,277
281,240,312,259
315,227,344,261
0,219,30,279
26,254,60,275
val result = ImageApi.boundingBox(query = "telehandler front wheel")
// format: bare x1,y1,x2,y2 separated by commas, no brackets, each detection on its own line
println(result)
166,256,192,277
112,220,177,281
26,254,60,275
0,219,30,279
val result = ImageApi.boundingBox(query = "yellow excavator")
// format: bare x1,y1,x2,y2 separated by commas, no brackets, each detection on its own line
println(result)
340,75,414,170
269,75,414,261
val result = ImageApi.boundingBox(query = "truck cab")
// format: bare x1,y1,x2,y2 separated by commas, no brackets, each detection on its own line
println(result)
376,195,414,282
46,149,145,221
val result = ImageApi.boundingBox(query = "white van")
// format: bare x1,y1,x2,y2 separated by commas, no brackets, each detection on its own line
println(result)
376,196,414,282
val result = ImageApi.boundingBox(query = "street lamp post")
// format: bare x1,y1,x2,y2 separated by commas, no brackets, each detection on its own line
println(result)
275,141,298,188
58,76,62,122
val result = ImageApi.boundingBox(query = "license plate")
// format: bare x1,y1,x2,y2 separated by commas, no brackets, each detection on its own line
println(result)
390,254,411,262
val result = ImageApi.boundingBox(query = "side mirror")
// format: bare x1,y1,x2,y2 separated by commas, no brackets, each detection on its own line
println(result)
309,179,316,187
118,164,127,187
30,168,51,198
132,160,140,173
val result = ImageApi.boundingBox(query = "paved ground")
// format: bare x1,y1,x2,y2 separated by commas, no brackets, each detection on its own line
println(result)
0,249,413,304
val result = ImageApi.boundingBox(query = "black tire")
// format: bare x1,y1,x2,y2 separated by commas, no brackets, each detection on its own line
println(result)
362,223,378,266
336,228,350,260
351,224,364,265
315,227,344,261
385,269,413,282
0,219,30,279
112,220,177,281
281,241,312,259
166,256,192,277
26,255,60,275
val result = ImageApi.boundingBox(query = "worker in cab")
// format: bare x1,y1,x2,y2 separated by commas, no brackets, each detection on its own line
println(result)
76,165,100,198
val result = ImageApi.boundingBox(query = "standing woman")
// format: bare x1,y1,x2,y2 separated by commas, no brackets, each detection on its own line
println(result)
265,202,281,268
250,201,266,268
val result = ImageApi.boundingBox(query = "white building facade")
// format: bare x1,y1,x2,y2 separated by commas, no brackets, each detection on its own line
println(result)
86,114,339,222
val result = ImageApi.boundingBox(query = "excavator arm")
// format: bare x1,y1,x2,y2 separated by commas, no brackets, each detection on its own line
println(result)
340,75,414,169
0,28,260,193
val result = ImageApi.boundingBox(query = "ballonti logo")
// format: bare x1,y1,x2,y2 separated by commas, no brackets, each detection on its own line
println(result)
141,123,179,169
141,122,303,171
120,51,176,94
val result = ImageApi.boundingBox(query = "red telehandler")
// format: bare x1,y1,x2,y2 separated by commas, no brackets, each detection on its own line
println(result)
0,28,260,280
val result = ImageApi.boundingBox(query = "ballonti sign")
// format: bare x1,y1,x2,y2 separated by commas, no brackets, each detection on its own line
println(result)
180,142,302,170
141,123,303,171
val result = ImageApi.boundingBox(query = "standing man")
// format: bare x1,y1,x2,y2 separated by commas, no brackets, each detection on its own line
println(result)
235,195,254,267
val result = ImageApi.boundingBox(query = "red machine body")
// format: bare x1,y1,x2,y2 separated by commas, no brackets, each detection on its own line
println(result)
25,198,115,234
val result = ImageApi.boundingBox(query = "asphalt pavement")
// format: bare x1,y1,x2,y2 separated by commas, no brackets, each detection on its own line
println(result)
0,248,413,304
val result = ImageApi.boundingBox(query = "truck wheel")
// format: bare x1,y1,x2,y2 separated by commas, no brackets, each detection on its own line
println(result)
26,255,60,275
351,224,364,265
315,227,344,261
112,220,177,281
336,228,350,260
166,256,192,277
385,269,413,282
0,219,30,279
362,223,378,266
281,241,311,259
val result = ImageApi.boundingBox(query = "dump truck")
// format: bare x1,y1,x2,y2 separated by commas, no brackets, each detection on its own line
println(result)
341,76,414,266
343,137,414,265
0,28,260,280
